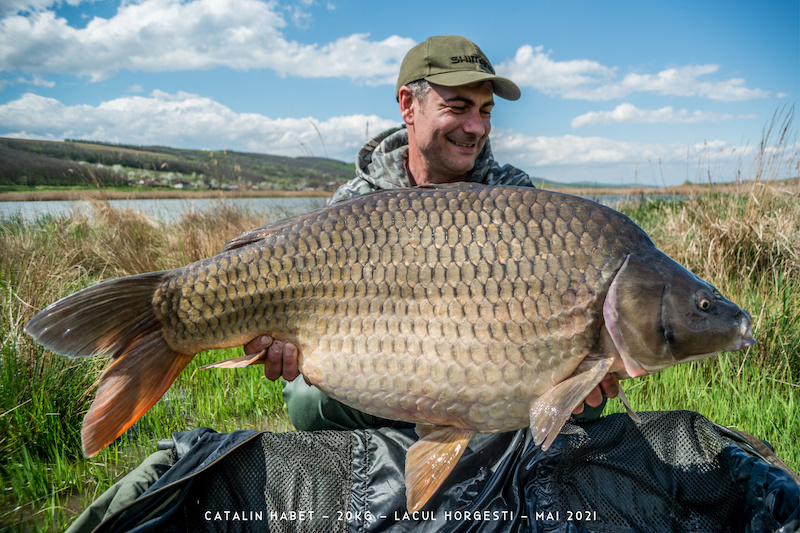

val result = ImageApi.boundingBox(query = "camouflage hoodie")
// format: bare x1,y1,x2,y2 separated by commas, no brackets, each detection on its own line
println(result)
329,125,534,204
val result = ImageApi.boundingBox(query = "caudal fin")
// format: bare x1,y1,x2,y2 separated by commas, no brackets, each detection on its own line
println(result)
24,272,193,456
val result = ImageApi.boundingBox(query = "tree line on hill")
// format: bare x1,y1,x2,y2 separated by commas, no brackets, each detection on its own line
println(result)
0,142,125,187
0,138,355,191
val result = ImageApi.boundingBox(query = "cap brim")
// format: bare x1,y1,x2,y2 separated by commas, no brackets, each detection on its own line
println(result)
423,71,521,101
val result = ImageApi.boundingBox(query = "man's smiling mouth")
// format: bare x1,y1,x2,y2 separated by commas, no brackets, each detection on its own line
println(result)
449,139,475,148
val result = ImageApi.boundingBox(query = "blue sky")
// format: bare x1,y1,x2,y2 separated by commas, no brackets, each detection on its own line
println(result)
0,0,797,186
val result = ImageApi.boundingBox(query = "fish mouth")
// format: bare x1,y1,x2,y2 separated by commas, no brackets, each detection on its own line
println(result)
638,320,755,374
724,321,756,352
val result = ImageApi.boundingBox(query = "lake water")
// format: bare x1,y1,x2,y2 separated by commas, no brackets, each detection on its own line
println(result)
0,197,329,224
0,192,675,225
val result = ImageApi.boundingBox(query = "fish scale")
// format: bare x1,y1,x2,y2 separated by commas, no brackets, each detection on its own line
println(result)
25,184,754,512
153,186,634,431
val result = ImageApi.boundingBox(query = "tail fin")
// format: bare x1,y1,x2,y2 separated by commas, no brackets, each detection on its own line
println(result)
24,272,194,456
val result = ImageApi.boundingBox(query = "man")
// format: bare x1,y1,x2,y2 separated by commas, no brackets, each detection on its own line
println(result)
244,35,618,430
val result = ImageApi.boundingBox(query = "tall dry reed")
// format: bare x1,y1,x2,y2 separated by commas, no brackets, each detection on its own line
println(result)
634,105,799,285
170,201,268,264
652,187,799,284
0,201,273,454
620,105,799,385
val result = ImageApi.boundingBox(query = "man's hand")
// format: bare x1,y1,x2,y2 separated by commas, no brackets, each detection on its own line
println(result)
244,336,300,381
572,374,619,414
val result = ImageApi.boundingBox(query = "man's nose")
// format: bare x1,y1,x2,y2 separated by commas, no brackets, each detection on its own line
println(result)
462,109,487,137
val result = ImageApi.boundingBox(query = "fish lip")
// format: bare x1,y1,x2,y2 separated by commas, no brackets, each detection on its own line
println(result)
723,314,756,351
725,323,756,351
741,322,756,347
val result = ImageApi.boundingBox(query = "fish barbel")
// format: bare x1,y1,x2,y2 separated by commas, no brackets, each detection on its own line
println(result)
25,184,755,512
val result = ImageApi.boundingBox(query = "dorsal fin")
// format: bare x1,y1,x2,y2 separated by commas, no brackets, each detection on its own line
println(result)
221,207,329,252
221,188,394,252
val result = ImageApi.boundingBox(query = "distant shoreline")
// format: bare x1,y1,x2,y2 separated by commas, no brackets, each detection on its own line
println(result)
1,180,797,203
0,188,333,202
547,181,800,197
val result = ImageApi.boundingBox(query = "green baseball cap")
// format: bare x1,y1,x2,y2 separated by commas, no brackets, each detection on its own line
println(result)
396,35,520,101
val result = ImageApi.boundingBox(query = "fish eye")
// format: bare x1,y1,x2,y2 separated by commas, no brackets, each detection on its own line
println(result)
695,290,713,312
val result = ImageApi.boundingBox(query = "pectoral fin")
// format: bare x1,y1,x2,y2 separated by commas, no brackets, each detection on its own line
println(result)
405,425,475,513
199,350,267,369
616,385,641,423
529,357,613,450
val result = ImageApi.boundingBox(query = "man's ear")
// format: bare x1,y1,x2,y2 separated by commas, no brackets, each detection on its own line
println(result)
398,86,415,125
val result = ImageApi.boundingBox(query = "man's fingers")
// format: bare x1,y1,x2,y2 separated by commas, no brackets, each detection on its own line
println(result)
264,340,284,381
583,385,604,409
282,342,300,381
599,374,620,399
573,385,601,414
572,375,621,414
260,338,301,381
245,335,273,356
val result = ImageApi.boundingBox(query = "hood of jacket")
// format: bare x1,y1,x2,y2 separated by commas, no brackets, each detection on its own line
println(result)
354,125,500,189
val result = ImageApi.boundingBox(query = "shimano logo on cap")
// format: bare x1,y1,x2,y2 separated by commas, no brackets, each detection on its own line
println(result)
450,55,491,70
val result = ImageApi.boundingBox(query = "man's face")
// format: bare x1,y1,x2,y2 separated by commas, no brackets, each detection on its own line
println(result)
402,82,494,184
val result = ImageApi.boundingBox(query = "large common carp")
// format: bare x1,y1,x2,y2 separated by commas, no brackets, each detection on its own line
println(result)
25,184,754,512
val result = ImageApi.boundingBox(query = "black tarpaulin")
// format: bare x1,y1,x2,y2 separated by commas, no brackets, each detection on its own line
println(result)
71,411,799,533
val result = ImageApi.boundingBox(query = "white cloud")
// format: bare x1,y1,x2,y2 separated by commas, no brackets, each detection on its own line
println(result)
496,45,769,102
24,73,54,87
613,65,769,101
0,91,397,159
1,0,57,14
489,128,766,185
0,72,55,90
491,127,745,169
1,4,770,104
571,103,753,128
497,45,616,94
1,91,776,186
0,0,413,84
1,0,95,14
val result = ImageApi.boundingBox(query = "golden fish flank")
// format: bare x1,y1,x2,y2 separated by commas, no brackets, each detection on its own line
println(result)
25,184,754,513
161,187,618,430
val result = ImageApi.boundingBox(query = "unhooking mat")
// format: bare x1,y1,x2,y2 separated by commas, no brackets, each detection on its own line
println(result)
68,410,800,532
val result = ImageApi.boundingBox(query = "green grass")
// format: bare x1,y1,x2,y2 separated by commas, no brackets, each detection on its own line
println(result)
0,203,290,531
609,354,798,461
606,194,800,472
0,346,287,531
1,187,798,531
